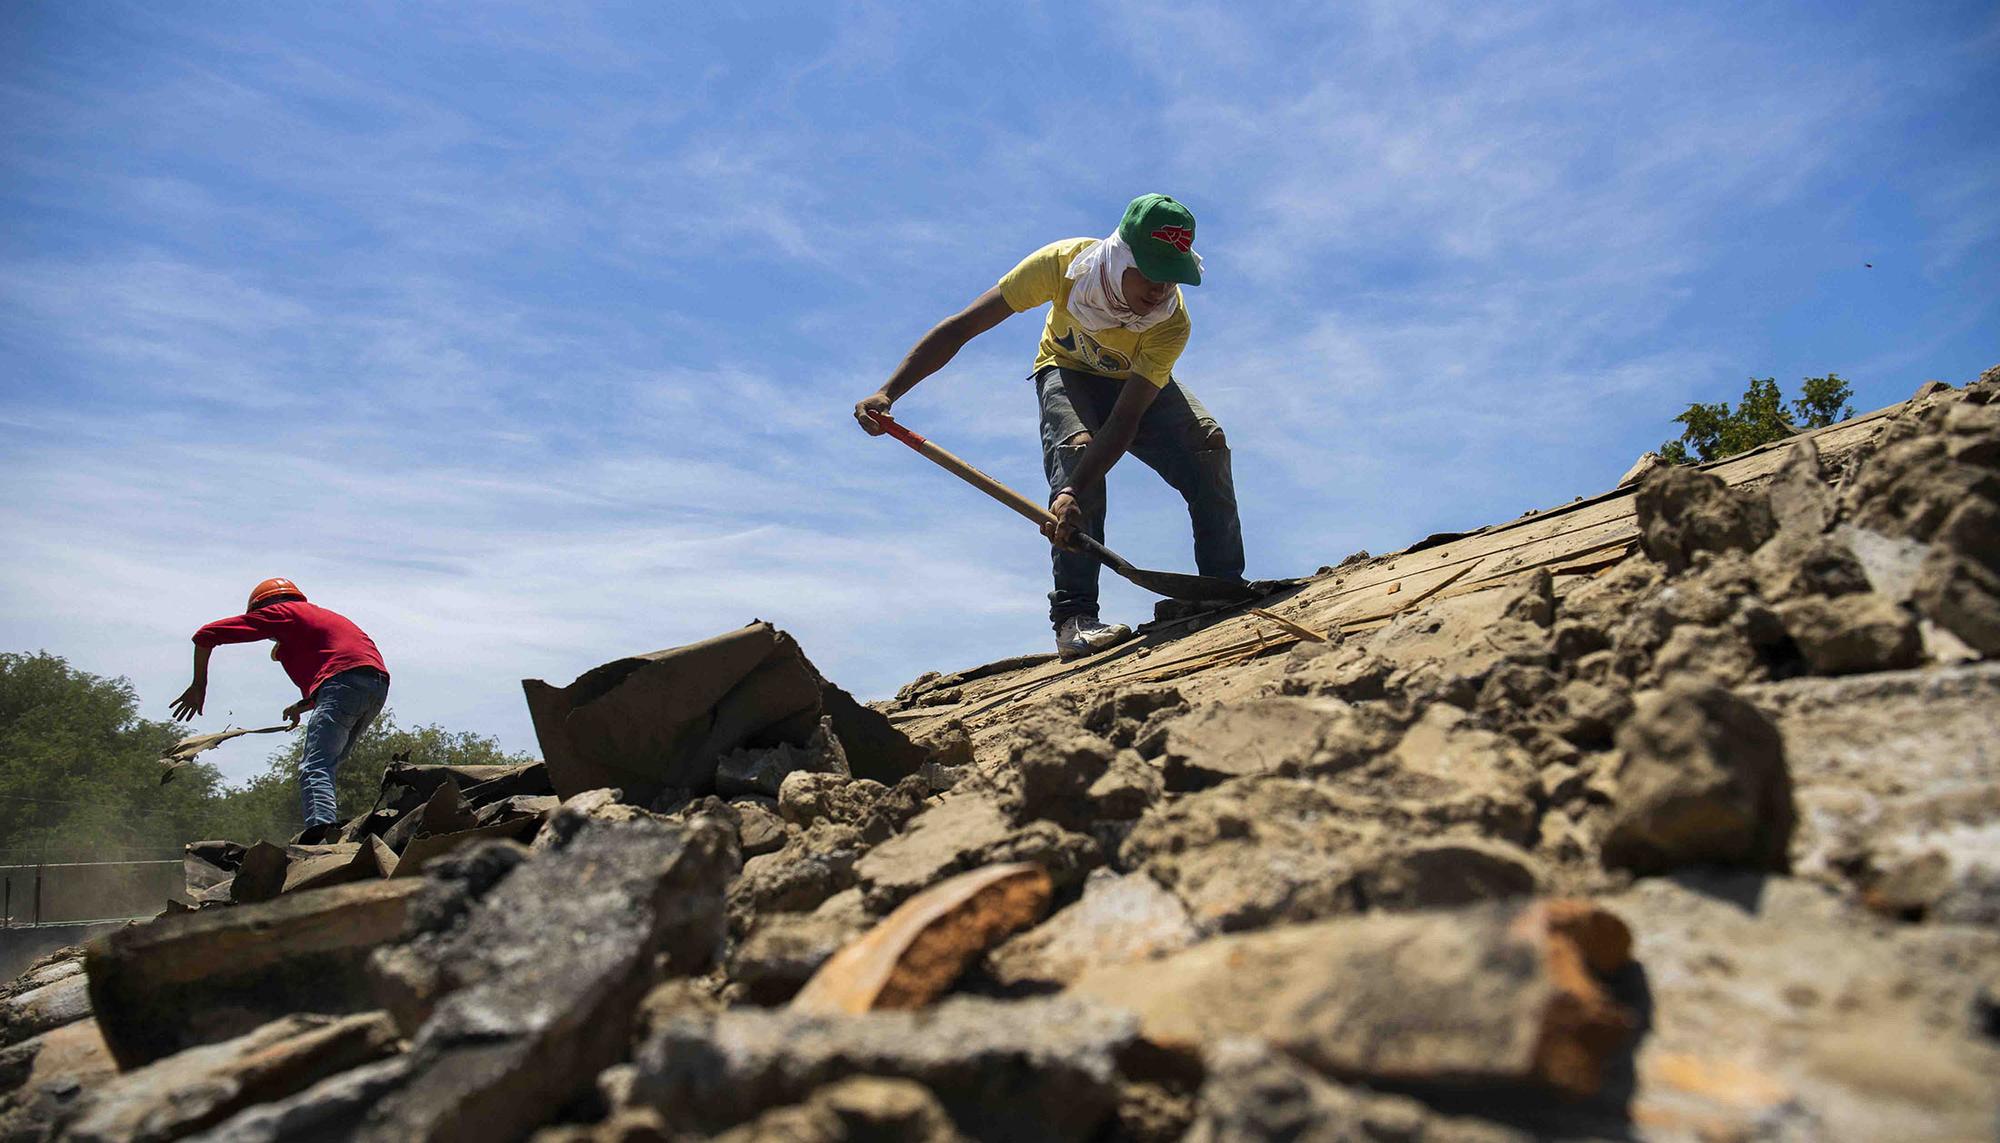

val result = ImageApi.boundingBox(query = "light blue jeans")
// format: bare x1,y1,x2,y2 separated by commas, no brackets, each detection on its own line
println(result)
301,668,388,828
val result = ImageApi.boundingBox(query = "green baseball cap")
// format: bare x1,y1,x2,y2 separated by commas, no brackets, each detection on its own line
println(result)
1117,193,1201,286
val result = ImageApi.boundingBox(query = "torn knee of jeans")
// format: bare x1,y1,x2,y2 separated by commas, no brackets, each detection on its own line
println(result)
1063,431,1093,447
1193,424,1227,451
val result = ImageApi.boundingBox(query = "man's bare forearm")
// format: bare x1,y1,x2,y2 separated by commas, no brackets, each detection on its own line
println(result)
880,323,969,401
190,643,213,685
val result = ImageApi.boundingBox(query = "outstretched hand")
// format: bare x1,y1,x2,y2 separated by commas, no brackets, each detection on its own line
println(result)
853,392,892,435
170,682,205,723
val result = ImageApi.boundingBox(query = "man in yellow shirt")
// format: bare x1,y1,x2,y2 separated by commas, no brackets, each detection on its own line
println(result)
854,194,1245,660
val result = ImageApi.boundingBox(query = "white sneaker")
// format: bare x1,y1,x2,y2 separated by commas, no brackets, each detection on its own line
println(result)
1056,615,1133,661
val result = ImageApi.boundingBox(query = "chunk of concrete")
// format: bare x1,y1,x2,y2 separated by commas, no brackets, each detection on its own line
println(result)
59,1012,397,1142
1355,838,1543,911
1764,438,1834,537
1635,466,1776,575
630,996,1136,1142
732,798,789,857
1070,899,1635,1099
2,972,92,1048
707,1076,968,1143
1742,662,2000,917
85,878,427,1068
0,1018,117,1141
792,864,1050,1015
1775,593,1921,675
849,793,1010,908
727,913,863,1005
356,818,735,1141
1187,1039,1533,1143
1158,697,1353,788
1119,777,1374,933
1601,683,1794,875
986,870,1198,989
730,823,871,924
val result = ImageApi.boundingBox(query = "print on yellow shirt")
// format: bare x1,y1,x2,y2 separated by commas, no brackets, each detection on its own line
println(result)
996,238,1191,389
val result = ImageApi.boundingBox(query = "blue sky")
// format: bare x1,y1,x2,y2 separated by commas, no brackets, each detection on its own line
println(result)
2,1,1995,781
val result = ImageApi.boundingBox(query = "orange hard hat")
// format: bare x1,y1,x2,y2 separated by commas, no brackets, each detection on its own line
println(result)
247,577,307,609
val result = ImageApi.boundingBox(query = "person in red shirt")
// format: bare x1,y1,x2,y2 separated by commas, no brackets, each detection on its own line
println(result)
171,578,390,844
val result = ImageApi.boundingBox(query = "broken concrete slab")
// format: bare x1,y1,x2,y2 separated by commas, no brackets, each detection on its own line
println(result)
1070,899,1635,1099
629,996,1136,1142
357,818,734,1141
985,869,1198,989
845,793,1002,900
522,622,925,805
59,1012,397,1143
1601,683,1794,876
792,863,1050,1015
85,878,427,1068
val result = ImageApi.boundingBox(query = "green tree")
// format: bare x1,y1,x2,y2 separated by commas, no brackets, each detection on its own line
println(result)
0,651,538,857
0,652,233,862
1659,374,1855,465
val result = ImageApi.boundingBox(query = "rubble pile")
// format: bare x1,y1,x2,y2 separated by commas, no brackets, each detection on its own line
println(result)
3,369,1999,1140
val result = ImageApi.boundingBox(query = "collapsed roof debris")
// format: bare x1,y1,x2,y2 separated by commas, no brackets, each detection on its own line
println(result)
2,366,1997,1140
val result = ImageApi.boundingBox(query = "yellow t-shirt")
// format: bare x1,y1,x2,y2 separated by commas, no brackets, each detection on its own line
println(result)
996,238,1190,388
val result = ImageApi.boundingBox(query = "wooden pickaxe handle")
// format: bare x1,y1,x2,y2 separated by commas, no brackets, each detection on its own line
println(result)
870,411,1059,529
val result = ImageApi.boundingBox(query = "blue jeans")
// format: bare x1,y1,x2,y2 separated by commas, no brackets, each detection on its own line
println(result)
300,668,388,828
1037,366,1246,627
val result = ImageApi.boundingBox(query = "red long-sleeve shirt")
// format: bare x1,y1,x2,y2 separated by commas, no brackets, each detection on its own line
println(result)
193,601,389,699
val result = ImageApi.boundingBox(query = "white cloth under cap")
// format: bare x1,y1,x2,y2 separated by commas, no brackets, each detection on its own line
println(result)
1061,230,1199,333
